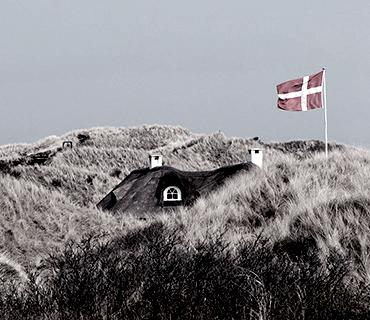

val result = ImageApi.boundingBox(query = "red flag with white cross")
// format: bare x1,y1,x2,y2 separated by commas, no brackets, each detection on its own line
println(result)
276,70,324,111
275,68,329,158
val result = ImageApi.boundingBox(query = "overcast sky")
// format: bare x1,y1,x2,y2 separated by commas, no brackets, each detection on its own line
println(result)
0,1,369,146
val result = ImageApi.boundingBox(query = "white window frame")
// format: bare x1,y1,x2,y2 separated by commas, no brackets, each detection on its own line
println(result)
163,186,182,201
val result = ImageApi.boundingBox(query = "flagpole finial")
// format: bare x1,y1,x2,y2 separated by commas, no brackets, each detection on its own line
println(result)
322,67,326,70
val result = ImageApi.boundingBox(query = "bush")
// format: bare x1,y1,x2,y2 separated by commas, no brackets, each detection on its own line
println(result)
1,225,370,320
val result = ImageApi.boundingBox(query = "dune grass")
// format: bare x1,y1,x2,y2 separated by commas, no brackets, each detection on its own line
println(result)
0,125,370,319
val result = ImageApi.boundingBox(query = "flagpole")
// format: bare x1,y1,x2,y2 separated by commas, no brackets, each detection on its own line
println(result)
322,68,328,159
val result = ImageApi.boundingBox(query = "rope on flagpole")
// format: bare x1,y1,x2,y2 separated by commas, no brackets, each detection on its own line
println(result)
323,68,328,159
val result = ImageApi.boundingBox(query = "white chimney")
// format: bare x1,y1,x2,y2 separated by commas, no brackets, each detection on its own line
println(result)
247,148,263,168
149,154,163,169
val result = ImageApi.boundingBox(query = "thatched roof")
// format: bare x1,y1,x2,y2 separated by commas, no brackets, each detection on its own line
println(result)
97,162,256,216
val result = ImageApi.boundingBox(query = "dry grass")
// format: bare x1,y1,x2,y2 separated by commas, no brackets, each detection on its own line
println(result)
0,124,368,269
0,124,370,319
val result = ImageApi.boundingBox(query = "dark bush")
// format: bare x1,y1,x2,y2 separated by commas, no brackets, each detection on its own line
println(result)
109,168,122,178
51,178,62,188
77,133,91,144
1,225,370,319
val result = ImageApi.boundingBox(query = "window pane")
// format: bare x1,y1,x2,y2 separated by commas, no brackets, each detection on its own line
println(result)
164,187,181,201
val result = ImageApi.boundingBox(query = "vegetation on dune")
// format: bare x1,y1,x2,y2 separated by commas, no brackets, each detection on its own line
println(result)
2,227,370,320
0,124,370,319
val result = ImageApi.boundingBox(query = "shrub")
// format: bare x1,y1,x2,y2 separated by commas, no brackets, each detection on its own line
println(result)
1,226,370,320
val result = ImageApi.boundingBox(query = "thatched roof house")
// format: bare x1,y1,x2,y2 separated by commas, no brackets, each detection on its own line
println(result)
97,152,261,216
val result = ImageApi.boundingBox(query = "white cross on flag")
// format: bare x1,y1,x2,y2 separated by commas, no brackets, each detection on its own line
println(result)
276,70,324,111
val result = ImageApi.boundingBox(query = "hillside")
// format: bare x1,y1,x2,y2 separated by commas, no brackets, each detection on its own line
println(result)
1,125,370,319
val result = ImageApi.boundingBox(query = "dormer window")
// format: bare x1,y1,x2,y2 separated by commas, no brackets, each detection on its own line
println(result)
163,186,182,201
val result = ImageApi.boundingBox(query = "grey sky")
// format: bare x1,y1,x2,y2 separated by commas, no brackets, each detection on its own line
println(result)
0,0,369,146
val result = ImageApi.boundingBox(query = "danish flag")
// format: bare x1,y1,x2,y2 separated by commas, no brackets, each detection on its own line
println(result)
276,70,324,111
